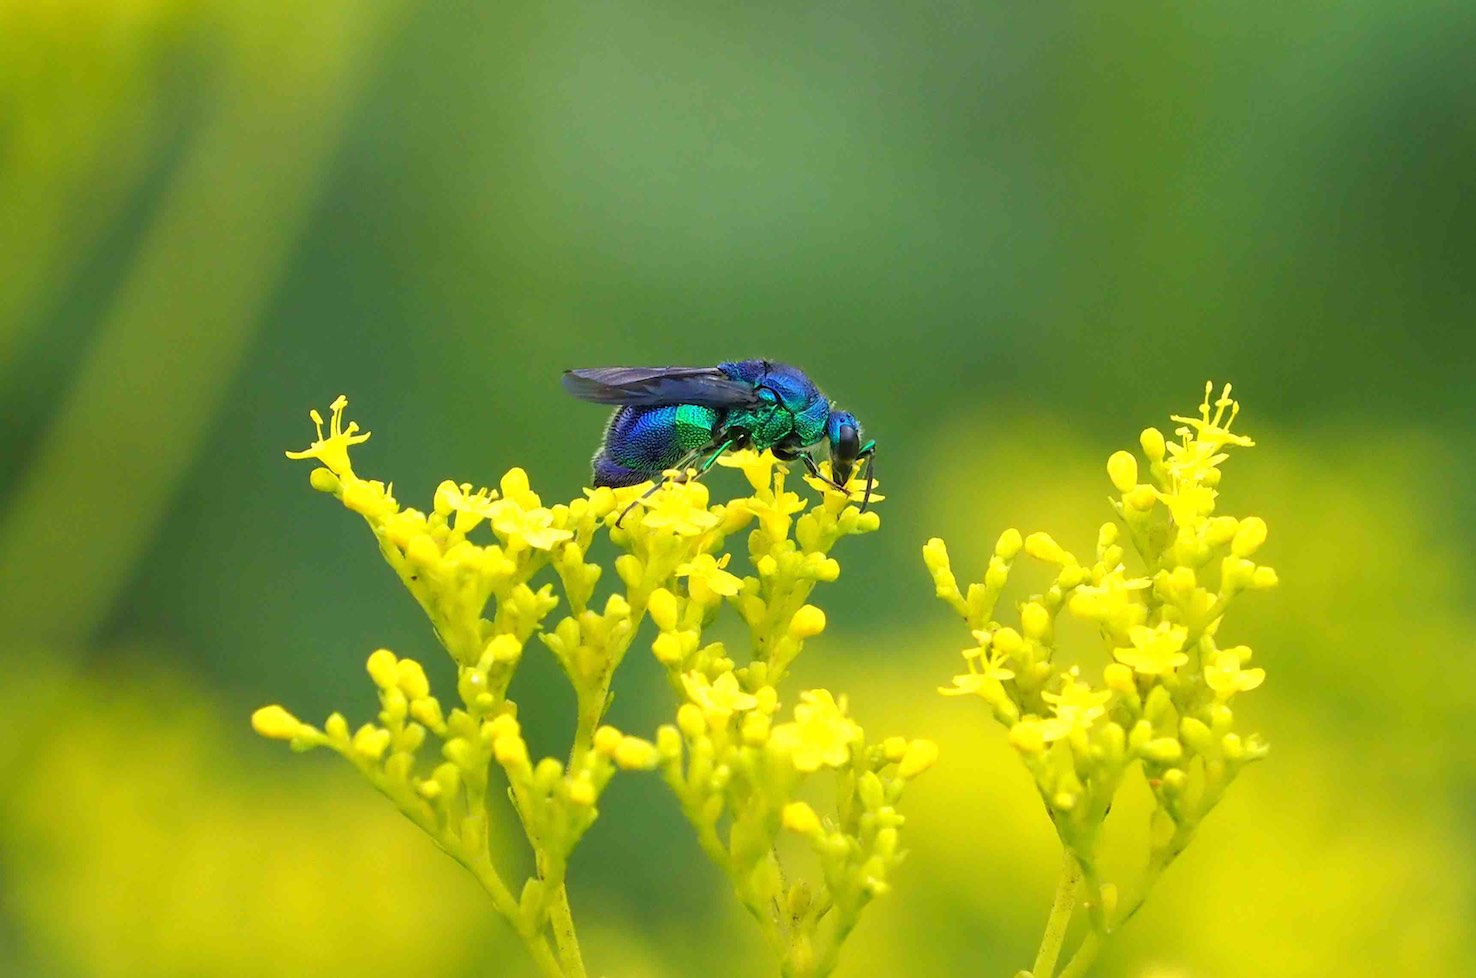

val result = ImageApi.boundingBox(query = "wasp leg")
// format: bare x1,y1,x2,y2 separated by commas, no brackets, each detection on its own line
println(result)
800,451,847,492
858,447,877,513
613,437,735,528
613,448,703,528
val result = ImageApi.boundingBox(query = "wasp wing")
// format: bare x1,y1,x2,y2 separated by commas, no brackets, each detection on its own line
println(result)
562,366,759,408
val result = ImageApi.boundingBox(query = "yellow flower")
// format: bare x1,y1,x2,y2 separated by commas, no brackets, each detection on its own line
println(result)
433,480,499,532
284,395,370,477
1068,565,1152,634
942,643,1017,699
641,480,720,536
771,690,861,772
1113,622,1190,676
676,552,743,600
489,500,573,551
682,671,758,721
1165,381,1255,489
716,448,778,492
1038,673,1110,740
802,459,885,506
1204,645,1266,697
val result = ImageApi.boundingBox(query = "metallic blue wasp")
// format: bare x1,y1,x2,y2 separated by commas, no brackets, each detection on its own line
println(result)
563,360,877,519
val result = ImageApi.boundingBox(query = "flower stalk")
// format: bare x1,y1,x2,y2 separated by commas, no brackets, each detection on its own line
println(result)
927,382,1277,977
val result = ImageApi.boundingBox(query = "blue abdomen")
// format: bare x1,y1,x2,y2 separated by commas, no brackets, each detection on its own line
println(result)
593,404,721,487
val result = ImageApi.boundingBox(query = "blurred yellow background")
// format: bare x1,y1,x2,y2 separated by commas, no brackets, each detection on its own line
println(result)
3,2,1474,976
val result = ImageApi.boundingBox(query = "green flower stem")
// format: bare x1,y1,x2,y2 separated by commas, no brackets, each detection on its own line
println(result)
1029,852,1081,978
463,854,565,978
1054,932,1101,978
546,882,587,978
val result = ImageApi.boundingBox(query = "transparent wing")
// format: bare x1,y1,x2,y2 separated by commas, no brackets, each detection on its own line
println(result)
562,366,759,408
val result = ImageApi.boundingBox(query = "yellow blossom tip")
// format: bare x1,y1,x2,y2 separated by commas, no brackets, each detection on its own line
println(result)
395,659,430,700
1107,450,1139,493
1024,532,1065,564
648,588,680,632
366,649,399,688
593,725,624,757
252,705,304,740
789,605,827,639
614,737,660,770
568,778,597,806
676,703,705,738
897,739,939,778
782,801,822,836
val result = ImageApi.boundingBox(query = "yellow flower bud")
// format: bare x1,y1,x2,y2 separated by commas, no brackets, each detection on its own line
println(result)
897,739,940,778
614,737,660,770
352,725,391,761
656,725,683,759
1141,737,1183,763
1140,426,1166,461
485,634,522,664
567,778,597,806
648,587,680,632
309,467,340,493
1251,566,1279,589
251,705,303,741
789,605,827,639
366,649,399,688
396,659,430,701
487,713,520,741
676,703,705,738
1107,450,1139,493
1103,663,1136,695
1126,485,1158,512
593,725,624,757
882,736,908,761
1009,721,1046,754
1024,532,1064,563
1231,516,1268,557
984,560,1010,590
782,801,822,835
992,627,1023,655
994,528,1024,559
1020,602,1051,640
1205,516,1240,546
755,686,779,714
493,735,528,767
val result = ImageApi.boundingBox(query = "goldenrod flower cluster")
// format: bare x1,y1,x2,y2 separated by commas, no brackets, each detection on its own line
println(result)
255,397,933,978
924,383,1276,978
632,454,935,978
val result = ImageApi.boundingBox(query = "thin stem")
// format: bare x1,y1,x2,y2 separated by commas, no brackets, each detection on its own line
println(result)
546,882,588,978
464,857,566,978
1030,851,1081,978
1055,933,1101,978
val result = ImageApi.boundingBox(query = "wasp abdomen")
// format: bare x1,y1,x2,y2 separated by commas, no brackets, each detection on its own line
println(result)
593,403,722,487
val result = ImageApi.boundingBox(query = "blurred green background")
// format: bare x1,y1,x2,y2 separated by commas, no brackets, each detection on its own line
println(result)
4,1,1474,976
